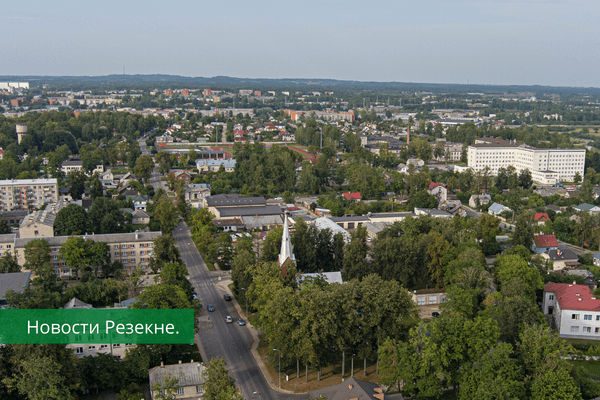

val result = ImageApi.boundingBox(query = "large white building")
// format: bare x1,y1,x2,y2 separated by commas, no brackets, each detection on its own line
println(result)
466,137,585,184
543,282,600,339
0,179,59,212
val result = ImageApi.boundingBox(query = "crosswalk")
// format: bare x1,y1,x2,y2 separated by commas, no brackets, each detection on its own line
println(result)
194,281,216,288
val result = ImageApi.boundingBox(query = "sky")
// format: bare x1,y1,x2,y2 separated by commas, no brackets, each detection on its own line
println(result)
3,0,600,88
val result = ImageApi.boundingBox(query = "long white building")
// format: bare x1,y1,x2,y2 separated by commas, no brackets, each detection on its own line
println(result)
465,137,585,184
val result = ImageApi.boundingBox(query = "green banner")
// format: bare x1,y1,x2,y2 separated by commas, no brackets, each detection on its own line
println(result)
0,309,194,344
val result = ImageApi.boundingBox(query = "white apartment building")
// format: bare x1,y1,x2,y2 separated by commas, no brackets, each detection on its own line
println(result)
0,179,59,212
543,282,600,339
466,137,585,184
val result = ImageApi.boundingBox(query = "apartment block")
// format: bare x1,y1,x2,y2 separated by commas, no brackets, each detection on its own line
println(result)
0,179,59,211
466,137,585,183
14,231,161,277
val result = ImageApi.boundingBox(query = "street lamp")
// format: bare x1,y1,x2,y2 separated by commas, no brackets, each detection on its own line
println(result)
240,288,248,318
272,348,281,388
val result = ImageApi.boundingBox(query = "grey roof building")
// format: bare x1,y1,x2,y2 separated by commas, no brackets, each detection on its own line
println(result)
205,194,266,208
215,205,282,218
0,271,31,305
149,361,206,400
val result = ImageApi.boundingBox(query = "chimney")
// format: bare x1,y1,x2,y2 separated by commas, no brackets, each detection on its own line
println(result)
160,361,164,367
178,360,182,364
348,385,353,390
574,281,577,285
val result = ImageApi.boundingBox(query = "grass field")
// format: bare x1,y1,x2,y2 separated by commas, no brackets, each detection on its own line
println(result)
569,360,600,380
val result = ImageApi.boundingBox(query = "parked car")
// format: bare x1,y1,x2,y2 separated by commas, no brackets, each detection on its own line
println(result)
225,316,233,323
223,294,232,301
238,318,246,326
432,312,440,318
207,304,215,312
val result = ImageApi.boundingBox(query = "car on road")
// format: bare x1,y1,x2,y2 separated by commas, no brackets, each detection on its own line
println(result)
207,304,215,312
237,318,246,326
223,294,232,301
225,316,233,323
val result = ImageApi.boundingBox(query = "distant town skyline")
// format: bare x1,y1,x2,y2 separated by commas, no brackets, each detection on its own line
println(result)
3,0,600,88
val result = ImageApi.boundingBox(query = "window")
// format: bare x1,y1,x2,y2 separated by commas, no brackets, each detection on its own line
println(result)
177,388,184,395
572,314,580,320
596,316,600,321
100,345,108,349
121,244,127,249
584,327,592,333
75,347,83,354
585,315,593,321
88,346,96,350
113,344,121,347
428,295,438,305
571,326,580,333
417,296,426,305
196,385,203,393
114,252,119,256
126,343,133,347
548,294,554,301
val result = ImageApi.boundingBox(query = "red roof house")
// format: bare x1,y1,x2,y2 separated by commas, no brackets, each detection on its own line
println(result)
532,234,559,253
342,192,362,202
534,213,550,224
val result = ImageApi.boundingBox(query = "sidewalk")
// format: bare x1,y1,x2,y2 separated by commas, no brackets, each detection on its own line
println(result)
216,277,298,395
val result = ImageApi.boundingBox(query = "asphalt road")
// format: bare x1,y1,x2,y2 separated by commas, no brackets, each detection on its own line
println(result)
173,224,305,400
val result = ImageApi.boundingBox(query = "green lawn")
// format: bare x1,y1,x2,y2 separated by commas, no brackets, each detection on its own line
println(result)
569,360,600,380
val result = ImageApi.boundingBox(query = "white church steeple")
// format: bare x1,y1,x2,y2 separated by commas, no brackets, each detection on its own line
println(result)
278,212,295,266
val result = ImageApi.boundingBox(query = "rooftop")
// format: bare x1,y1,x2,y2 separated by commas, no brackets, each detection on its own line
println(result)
15,231,161,248
216,205,283,217
533,234,559,248
545,282,600,311
148,362,205,389
0,272,31,301
206,194,266,207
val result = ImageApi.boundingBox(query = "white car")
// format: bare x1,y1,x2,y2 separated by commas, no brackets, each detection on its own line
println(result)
225,316,233,323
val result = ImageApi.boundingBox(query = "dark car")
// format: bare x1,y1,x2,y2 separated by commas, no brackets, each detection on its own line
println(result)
432,312,440,318
223,294,232,301
207,304,215,312
237,318,246,326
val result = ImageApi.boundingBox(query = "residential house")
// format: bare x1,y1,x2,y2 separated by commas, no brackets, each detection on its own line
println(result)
170,170,193,185
488,202,512,217
534,212,551,225
212,218,244,232
532,234,560,254
185,184,211,206
308,377,386,400
567,270,597,290
439,199,465,216
412,289,447,306
149,361,206,400
414,208,452,219
342,192,362,202
131,210,150,225
540,248,580,270
542,282,600,339
469,194,491,209
61,160,84,175
196,159,236,173
545,204,563,214
428,183,447,203
19,210,56,238
407,158,425,167
574,203,600,214
397,163,409,174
